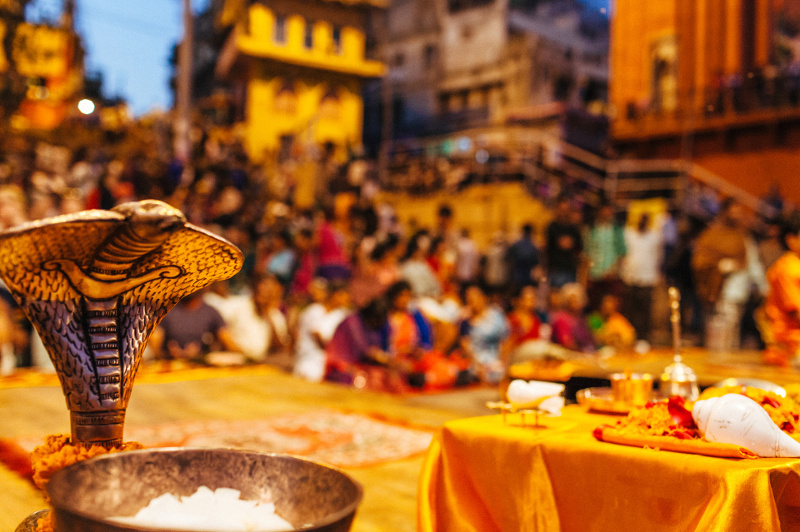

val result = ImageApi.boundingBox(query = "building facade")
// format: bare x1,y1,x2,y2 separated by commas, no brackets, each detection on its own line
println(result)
607,0,800,158
382,0,609,145
216,0,385,161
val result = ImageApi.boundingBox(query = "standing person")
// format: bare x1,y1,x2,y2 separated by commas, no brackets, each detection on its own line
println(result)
763,212,800,366
545,197,583,289
759,221,785,273
433,203,459,256
692,199,767,349
506,223,540,291
584,202,626,311
621,213,662,342
483,231,509,293
455,229,480,286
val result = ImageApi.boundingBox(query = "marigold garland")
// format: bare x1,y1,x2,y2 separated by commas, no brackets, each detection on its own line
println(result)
609,387,800,444
29,434,144,532
610,397,700,440
35,513,53,532
30,434,144,494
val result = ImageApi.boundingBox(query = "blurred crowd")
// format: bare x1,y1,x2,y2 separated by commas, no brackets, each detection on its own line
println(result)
0,127,798,391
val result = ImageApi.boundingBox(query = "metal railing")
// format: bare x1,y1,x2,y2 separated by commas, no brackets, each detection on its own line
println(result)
528,135,780,218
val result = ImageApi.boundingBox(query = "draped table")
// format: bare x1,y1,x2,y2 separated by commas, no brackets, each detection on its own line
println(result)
417,405,800,532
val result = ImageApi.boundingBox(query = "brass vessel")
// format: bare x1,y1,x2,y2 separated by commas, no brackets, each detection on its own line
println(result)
660,287,699,401
610,372,653,406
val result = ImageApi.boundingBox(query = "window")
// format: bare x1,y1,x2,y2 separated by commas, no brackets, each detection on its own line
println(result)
273,15,286,44
304,21,314,49
424,45,437,68
274,80,297,114
331,26,342,54
448,0,494,12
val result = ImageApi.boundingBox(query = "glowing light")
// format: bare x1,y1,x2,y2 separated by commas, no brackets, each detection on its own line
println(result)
78,99,95,115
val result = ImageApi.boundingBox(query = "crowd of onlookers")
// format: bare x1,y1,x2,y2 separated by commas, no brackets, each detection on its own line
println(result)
0,126,798,391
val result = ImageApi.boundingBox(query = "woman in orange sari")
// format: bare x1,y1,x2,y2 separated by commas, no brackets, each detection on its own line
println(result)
764,213,800,366
384,281,469,390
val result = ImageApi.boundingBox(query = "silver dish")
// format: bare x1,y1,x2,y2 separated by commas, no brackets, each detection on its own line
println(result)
43,447,363,532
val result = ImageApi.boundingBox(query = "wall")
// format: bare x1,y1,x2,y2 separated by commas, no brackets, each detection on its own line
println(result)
610,0,677,117
240,2,376,158
245,71,363,157
440,0,508,76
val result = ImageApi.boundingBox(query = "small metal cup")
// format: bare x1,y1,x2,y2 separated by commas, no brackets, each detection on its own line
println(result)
610,373,653,406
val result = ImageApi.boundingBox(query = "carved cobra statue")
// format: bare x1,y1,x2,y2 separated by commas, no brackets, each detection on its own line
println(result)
0,200,243,446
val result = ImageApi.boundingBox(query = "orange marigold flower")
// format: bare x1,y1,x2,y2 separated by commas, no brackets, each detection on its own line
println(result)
30,434,144,494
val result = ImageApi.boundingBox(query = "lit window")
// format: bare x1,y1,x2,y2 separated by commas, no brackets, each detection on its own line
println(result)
424,45,436,68
332,26,342,54
274,15,286,44
304,21,314,49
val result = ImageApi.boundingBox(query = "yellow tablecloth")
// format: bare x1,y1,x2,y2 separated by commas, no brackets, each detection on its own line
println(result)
418,405,800,532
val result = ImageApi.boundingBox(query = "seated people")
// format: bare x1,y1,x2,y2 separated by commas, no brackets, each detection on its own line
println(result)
384,280,433,359
324,297,408,393
589,294,637,352
401,230,442,300
458,283,509,384
349,234,403,308
550,283,596,353
266,228,297,288
293,279,350,382
502,285,542,364
382,280,469,389
204,274,291,364
151,288,240,362
289,228,316,300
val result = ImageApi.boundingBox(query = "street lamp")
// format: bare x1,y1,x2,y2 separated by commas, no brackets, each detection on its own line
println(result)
78,99,95,115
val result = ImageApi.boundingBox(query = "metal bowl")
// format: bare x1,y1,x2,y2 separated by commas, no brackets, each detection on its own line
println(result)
45,448,363,532
15,509,50,532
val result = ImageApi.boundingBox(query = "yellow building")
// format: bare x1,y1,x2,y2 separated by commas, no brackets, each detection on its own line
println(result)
217,0,386,161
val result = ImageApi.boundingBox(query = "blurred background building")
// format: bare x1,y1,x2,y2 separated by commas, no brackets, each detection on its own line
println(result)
376,0,608,155
6,0,800,208
213,0,386,162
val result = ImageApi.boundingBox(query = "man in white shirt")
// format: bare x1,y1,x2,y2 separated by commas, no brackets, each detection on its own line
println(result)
293,279,350,382
455,229,480,285
621,213,663,342
204,275,290,364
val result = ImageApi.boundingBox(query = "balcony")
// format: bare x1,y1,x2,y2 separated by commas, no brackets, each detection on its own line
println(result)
613,66,800,142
